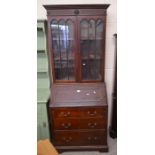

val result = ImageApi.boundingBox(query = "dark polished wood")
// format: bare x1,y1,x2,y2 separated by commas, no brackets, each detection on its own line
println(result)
44,4,110,153
44,5,109,83
53,117,107,130
53,130,107,146
48,83,108,152
52,107,107,118
46,9,107,16
49,83,107,107
56,145,108,153
44,4,110,10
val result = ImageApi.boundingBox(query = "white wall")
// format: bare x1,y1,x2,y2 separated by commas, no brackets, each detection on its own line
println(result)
37,0,117,126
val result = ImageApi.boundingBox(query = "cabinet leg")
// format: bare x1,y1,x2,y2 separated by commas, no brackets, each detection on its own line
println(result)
99,148,108,152
109,126,117,138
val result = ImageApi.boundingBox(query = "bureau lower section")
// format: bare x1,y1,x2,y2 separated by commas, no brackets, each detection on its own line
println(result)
49,106,108,152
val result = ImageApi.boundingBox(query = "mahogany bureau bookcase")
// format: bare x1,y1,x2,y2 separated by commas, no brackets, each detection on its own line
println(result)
44,4,110,152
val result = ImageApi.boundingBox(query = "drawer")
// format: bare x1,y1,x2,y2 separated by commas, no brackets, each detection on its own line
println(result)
52,107,107,118
54,118,78,130
80,130,107,145
54,118,106,130
53,130,107,146
79,118,107,129
53,108,78,118
53,131,80,146
80,107,107,118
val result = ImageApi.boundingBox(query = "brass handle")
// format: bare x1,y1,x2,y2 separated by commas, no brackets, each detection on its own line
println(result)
87,110,97,116
61,123,71,128
87,136,98,140
63,137,72,142
61,111,71,117
88,122,97,128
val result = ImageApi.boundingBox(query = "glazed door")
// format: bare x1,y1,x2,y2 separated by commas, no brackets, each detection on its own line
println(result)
77,16,106,82
48,16,77,82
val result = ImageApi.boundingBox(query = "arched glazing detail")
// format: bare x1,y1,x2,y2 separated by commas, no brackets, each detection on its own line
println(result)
95,19,104,78
80,20,89,39
66,20,75,80
80,19,104,80
50,19,75,80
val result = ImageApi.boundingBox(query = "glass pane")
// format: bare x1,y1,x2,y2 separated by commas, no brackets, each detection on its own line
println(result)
96,19,104,39
59,20,67,80
51,19,75,80
80,20,89,79
81,20,89,40
95,19,104,80
89,19,95,39
51,20,60,79
66,20,75,80
80,19,104,80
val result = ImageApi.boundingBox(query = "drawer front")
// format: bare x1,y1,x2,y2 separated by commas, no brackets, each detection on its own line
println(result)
54,118,106,130
53,131,81,146
53,130,107,146
79,118,106,129
54,118,78,130
80,130,107,145
52,107,107,118
53,108,78,118
81,107,107,118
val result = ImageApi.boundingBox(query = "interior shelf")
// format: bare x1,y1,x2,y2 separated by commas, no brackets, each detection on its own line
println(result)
37,50,47,58
52,39,74,41
37,27,43,31
37,50,46,53
54,65,74,69
82,57,102,60
81,38,103,40
37,71,49,78
53,54,101,60
53,49,73,53
54,57,74,61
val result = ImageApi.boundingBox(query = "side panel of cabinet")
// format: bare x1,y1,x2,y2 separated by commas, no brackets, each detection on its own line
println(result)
37,103,50,140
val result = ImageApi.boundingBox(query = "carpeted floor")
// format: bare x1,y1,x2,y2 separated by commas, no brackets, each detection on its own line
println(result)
61,136,117,155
